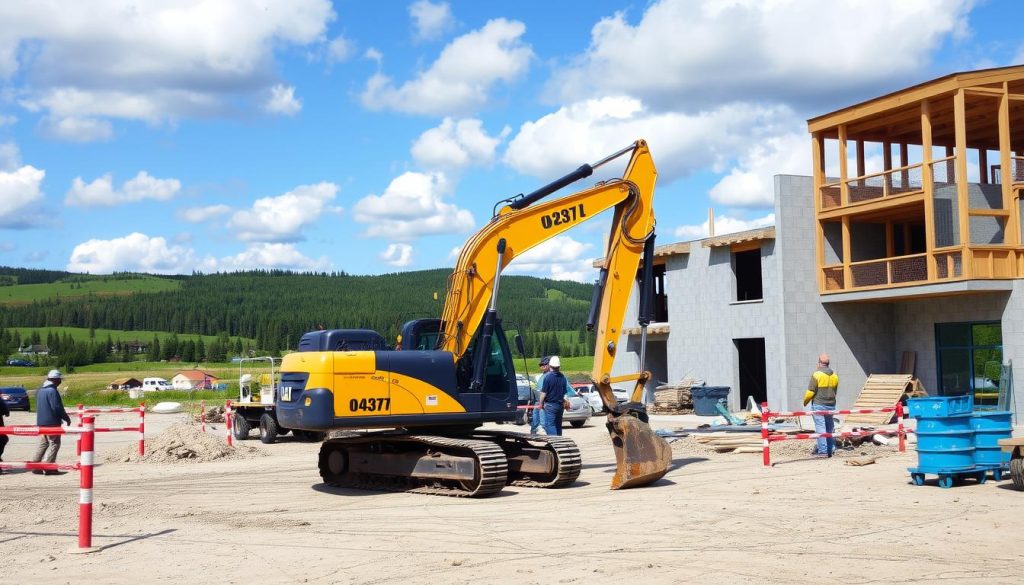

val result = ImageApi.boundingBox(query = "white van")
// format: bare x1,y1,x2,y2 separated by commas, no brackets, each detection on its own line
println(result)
142,377,173,392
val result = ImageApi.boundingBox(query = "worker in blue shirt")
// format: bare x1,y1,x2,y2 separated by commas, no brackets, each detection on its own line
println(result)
539,356,568,436
32,369,71,474
530,356,550,434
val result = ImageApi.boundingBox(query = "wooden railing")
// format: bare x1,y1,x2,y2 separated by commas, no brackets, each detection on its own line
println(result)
822,249,966,292
820,163,924,209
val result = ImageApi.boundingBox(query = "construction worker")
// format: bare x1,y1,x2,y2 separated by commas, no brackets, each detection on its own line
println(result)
539,355,568,436
32,369,71,474
530,356,550,434
807,354,839,458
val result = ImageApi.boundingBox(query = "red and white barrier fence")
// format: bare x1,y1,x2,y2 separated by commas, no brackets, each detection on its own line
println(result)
0,417,98,551
225,399,233,447
760,401,907,467
75,403,145,457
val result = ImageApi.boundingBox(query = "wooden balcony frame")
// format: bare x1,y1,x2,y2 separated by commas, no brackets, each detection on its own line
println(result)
809,66,1024,295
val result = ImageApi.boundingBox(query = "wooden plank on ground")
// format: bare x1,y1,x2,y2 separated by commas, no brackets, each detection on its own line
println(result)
839,373,913,428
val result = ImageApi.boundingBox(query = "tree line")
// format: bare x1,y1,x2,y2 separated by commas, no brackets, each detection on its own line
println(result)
0,269,596,357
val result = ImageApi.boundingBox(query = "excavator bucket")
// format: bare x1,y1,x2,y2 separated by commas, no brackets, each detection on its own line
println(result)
606,412,672,489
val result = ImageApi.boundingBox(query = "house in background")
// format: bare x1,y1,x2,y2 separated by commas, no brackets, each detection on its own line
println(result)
172,369,219,390
609,66,1024,423
19,344,50,356
108,377,142,391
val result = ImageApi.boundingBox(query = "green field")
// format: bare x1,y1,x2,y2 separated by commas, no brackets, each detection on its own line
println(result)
0,275,180,305
4,326,253,346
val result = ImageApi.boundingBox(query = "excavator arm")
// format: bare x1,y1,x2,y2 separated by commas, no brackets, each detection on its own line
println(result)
437,139,671,489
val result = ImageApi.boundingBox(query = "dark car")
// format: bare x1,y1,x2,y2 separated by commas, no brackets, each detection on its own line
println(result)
6,358,36,367
1,386,30,411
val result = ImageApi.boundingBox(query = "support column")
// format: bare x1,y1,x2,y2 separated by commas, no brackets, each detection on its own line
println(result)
921,101,937,280
842,216,852,287
883,141,893,195
954,89,973,278
839,125,849,206
812,133,827,291
998,83,1017,246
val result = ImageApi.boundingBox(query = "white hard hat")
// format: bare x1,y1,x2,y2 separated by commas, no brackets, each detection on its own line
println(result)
548,356,561,368
47,369,63,379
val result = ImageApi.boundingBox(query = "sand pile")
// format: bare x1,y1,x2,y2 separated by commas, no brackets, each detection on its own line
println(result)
104,423,266,464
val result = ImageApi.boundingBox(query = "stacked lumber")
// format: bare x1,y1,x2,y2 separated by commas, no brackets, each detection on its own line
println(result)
694,432,763,454
840,374,913,428
651,379,699,413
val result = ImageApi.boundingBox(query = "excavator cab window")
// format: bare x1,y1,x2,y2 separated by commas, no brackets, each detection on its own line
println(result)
457,321,515,395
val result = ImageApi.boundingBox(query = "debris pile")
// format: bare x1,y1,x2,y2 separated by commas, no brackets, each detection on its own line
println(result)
197,405,226,423
104,423,265,464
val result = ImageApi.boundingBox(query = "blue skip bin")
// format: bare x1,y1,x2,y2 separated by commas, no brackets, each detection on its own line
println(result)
972,411,1013,480
907,395,973,418
910,413,979,488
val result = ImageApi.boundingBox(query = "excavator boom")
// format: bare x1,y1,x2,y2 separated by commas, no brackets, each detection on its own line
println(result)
439,139,671,489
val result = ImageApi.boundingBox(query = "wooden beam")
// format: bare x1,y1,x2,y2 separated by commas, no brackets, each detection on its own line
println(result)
922,100,937,280
839,125,849,205
999,82,1017,246
812,133,826,292
954,89,972,277
842,215,852,287
883,141,893,195
856,140,866,181
886,221,895,257
979,148,989,184
900,143,909,190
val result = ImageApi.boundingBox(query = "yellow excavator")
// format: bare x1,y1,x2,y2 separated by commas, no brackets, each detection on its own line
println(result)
276,139,672,496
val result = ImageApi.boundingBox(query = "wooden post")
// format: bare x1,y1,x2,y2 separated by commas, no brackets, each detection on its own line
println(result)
812,133,827,291
921,100,937,280
998,83,1017,247
954,89,973,278
839,125,849,206
883,141,893,195
899,143,909,189
842,216,852,287
856,139,866,186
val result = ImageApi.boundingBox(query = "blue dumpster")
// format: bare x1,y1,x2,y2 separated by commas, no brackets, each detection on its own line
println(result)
971,411,1012,469
692,386,730,416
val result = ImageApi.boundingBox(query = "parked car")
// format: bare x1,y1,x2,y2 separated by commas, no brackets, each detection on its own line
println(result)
572,383,629,414
6,358,35,367
1,386,30,411
142,377,173,392
562,386,592,428
514,374,535,425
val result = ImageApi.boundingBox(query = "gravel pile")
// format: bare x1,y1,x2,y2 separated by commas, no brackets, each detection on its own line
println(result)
104,423,266,464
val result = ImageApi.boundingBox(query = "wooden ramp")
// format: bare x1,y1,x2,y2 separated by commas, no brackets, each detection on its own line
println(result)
841,374,914,428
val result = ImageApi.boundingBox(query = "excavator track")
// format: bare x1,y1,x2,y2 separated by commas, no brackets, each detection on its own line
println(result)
473,430,582,489
318,433,508,498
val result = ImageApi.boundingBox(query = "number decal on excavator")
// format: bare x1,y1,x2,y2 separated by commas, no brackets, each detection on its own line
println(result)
349,398,390,412
540,204,586,229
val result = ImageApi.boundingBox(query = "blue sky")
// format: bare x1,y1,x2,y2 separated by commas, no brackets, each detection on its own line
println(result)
0,0,1021,280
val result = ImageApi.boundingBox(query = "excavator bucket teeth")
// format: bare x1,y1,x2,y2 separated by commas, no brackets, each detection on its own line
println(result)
606,413,672,489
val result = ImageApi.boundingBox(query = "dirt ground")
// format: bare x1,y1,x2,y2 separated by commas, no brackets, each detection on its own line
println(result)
1,409,1022,585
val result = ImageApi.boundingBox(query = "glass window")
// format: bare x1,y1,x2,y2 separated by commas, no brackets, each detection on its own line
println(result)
935,321,1002,407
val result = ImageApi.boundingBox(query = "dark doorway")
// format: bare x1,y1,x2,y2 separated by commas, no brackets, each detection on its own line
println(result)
735,338,767,407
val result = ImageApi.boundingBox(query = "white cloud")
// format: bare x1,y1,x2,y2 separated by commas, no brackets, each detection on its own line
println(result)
353,171,474,240
548,0,972,109
327,35,354,63
214,243,331,272
0,165,46,228
364,48,383,65
228,182,340,243
709,131,810,207
412,117,508,170
38,115,113,142
409,1,455,41
505,235,595,282
0,114,16,126
178,204,232,223
2,1,334,139
66,234,330,274
67,232,201,274
24,249,49,263
360,18,532,115
66,171,181,207
265,84,302,116
504,96,800,183
674,213,775,240
0,141,20,170
380,243,414,267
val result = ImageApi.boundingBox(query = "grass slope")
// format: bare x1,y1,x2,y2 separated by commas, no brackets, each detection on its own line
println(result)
0,276,179,305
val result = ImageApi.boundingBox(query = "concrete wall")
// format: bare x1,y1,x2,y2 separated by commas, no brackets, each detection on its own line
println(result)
774,175,897,410
611,232,784,410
